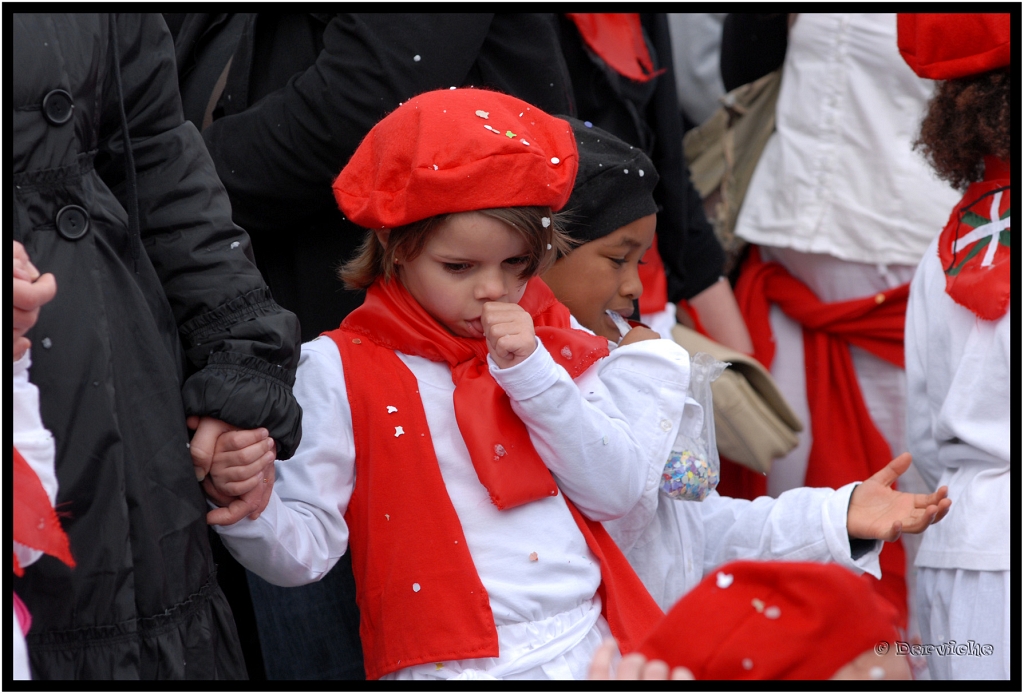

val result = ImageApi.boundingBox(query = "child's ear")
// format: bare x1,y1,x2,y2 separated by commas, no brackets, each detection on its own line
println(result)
373,228,391,249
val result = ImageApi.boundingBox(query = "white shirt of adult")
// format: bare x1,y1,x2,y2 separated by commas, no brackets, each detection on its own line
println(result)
735,13,960,266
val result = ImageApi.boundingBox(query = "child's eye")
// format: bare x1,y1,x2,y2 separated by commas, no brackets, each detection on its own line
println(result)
504,256,530,267
609,257,627,267
443,262,471,274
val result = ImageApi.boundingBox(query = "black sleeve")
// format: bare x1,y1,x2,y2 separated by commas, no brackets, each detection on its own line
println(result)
200,13,498,236
644,14,726,301
96,13,303,458
720,13,789,92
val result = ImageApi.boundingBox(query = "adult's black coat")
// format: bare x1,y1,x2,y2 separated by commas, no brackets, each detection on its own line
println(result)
11,13,302,679
559,13,726,302
172,13,576,340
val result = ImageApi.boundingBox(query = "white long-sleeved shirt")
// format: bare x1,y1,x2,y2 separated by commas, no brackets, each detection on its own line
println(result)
215,332,690,676
734,13,960,266
905,236,1011,572
598,331,882,611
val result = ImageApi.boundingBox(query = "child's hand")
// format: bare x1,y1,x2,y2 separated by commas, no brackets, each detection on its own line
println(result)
482,301,537,369
187,415,277,525
13,240,57,361
847,452,951,541
618,325,660,346
588,638,694,680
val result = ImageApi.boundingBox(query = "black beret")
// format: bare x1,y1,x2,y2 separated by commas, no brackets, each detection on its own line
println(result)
557,116,660,244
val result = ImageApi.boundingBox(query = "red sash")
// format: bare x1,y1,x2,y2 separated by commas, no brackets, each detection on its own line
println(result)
13,446,74,576
326,321,662,679
727,247,910,629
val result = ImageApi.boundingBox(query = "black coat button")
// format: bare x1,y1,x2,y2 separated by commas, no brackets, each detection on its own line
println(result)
56,205,89,240
43,89,74,125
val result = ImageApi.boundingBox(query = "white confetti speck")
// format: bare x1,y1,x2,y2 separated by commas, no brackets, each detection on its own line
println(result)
387,406,398,413
560,346,573,359
520,139,530,146
639,170,645,177
433,164,438,170
751,598,765,613
413,54,421,62
494,444,507,458
764,605,781,619
395,426,405,437
450,86,457,90
519,112,523,117
602,436,608,445
385,513,390,521
550,157,560,165
584,121,593,128
412,583,421,592
475,110,489,119
742,658,754,671
38,520,45,530
541,217,551,228
41,337,53,349
624,169,629,174
716,572,734,589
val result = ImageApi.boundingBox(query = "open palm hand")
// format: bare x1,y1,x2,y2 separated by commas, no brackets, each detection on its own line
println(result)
847,453,951,541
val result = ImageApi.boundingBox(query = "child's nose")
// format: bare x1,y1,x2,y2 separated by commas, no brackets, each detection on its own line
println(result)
475,269,509,302
621,266,643,301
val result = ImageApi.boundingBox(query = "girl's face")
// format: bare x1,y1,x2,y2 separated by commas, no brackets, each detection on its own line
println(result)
390,212,532,338
541,214,656,342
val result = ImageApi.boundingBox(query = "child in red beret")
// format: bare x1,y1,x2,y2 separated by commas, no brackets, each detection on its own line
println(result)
898,13,1011,680
200,88,674,680
590,559,911,680
544,117,951,618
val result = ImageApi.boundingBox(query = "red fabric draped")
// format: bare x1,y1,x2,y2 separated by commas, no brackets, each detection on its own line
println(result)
13,446,74,576
342,276,609,510
729,247,910,629
566,14,665,83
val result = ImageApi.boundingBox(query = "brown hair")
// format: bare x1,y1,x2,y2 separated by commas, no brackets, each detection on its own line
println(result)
915,68,1011,191
339,207,575,290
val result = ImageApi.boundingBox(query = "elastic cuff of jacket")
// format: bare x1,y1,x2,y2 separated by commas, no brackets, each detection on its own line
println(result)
180,287,282,347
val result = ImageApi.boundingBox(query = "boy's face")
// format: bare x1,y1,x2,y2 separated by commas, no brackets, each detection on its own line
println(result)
392,211,531,338
542,214,656,342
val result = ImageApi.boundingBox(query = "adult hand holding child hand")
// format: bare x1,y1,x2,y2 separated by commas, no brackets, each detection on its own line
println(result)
847,452,951,541
482,301,537,368
187,415,277,525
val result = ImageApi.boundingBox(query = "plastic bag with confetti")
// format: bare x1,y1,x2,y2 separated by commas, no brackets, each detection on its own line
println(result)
660,352,726,501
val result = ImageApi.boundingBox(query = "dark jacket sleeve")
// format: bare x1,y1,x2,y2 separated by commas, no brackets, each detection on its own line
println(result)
643,14,725,301
201,13,499,235
95,13,303,458
720,13,789,92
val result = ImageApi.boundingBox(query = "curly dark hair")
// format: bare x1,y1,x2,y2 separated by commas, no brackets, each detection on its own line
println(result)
915,68,1011,191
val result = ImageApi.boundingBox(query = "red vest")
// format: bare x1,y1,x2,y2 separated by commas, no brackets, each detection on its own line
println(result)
327,328,663,680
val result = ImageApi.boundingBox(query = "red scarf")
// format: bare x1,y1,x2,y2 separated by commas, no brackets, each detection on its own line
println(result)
13,446,74,576
566,14,665,83
342,276,609,509
938,156,1011,320
730,247,910,629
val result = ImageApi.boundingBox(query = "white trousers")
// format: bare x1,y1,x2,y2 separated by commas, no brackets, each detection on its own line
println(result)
916,568,1011,680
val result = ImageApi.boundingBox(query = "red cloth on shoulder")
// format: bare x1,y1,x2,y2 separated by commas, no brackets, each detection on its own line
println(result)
730,247,910,629
937,156,1011,320
342,276,609,509
13,446,74,576
566,14,665,83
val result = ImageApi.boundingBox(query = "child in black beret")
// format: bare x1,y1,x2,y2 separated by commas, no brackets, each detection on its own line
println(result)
543,117,951,613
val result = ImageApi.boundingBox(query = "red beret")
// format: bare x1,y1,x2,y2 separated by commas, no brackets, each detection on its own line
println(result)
334,88,579,229
897,13,1011,80
637,560,902,680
